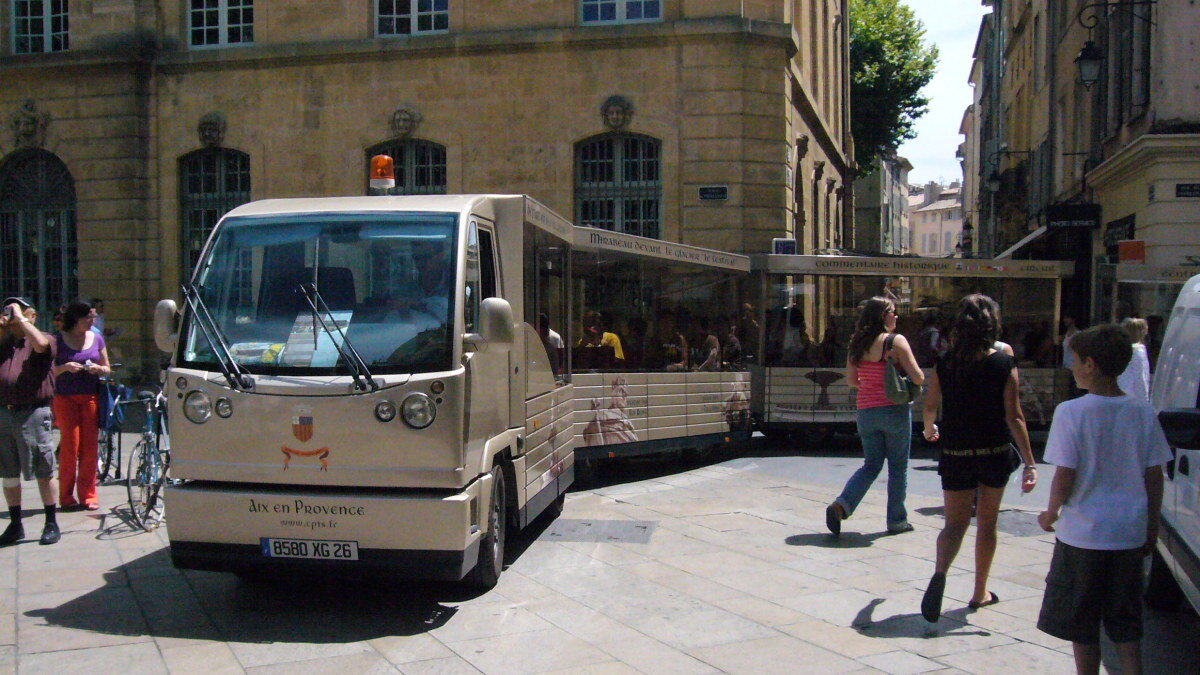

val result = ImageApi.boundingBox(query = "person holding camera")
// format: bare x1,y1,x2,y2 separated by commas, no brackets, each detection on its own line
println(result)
0,297,60,546
52,301,111,511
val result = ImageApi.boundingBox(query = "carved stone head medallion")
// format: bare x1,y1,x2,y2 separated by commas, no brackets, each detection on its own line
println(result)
10,100,49,149
601,96,633,130
391,106,422,138
198,112,226,147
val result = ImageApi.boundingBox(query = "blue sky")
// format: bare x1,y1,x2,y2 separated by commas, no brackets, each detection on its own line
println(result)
895,1,990,186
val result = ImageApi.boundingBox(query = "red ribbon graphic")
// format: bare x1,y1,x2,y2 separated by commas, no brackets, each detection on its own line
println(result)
281,446,330,471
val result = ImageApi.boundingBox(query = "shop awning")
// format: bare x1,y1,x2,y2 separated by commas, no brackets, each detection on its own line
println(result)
995,225,1048,259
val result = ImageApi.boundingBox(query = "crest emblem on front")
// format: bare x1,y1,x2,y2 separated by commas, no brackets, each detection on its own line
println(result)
292,406,314,442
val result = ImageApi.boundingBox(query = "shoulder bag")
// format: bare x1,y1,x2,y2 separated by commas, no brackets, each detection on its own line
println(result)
883,333,921,404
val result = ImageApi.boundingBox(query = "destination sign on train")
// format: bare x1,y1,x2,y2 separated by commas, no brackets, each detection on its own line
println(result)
756,255,1073,278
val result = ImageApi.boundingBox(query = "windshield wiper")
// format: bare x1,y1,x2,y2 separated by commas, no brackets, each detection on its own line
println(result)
181,282,252,390
295,282,376,392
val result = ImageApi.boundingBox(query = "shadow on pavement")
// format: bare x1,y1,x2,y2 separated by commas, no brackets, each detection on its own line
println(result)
29,498,564,645
851,598,991,639
784,531,892,548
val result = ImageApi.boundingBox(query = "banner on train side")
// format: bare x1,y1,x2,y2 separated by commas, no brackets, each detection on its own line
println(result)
756,255,1073,278
575,228,752,272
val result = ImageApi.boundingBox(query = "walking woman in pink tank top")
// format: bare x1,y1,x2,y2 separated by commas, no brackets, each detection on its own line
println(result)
826,297,925,536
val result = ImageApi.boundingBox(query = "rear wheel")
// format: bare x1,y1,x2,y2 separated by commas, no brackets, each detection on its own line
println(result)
466,465,507,589
126,441,166,531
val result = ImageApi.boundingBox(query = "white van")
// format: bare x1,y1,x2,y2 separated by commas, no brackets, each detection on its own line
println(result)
1147,273,1200,613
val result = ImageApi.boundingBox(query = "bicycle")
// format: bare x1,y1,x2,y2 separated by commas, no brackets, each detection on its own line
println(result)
96,365,129,483
124,388,171,531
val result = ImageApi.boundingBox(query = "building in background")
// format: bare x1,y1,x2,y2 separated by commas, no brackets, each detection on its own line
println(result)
909,181,963,258
853,154,912,255
0,1,852,379
962,0,1200,330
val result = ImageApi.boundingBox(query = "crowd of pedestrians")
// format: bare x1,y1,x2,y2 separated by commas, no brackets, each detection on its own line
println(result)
1,297,114,547
824,291,1171,675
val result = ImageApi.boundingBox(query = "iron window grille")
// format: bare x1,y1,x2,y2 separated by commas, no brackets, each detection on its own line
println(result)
13,0,68,54
581,0,660,24
0,149,76,322
575,133,661,239
365,140,447,195
179,149,250,283
189,0,254,48
377,0,449,36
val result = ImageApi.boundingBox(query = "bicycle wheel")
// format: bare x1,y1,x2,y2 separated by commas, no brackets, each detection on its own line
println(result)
97,428,118,483
126,440,165,531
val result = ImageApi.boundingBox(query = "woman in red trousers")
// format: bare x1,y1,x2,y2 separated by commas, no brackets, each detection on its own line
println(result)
52,301,111,510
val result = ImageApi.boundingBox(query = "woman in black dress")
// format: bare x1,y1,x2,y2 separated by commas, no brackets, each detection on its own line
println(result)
919,294,1038,622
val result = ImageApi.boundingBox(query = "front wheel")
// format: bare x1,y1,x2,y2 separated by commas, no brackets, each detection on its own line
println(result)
126,441,166,531
97,429,118,482
466,465,507,589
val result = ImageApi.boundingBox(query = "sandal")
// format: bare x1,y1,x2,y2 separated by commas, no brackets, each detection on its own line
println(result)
921,572,946,622
967,592,1000,609
825,503,843,537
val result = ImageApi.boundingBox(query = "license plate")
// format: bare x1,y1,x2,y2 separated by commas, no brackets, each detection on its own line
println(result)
261,537,359,561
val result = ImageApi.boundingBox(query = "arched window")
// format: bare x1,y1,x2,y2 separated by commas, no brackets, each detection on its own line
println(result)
575,133,661,238
179,148,250,278
365,139,446,195
0,149,76,319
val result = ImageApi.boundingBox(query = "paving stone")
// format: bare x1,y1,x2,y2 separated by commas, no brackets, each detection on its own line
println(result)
246,648,399,674
427,601,554,644
159,641,245,674
857,650,947,674
370,633,456,665
226,639,377,669
691,634,863,673
445,626,612,675
17,640,166,674
398,655,484,674
776,619,894,658
935,640,1077,674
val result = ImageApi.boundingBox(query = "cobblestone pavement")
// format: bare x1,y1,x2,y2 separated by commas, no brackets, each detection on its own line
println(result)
1,458,1196,674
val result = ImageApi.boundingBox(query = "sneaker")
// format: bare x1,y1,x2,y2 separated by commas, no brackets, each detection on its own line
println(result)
825,503,843,537
887,522,915,534
0,520,24,546
39,522,60,545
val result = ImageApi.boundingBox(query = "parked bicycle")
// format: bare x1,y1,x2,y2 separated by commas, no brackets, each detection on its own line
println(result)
96,365,129,483
123,387,171,531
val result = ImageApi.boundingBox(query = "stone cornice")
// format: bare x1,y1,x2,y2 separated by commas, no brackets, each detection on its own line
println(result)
1,17,795,74
1088,134,1200,189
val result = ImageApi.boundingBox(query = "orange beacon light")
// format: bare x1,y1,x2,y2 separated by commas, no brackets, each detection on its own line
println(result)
370,154,396,190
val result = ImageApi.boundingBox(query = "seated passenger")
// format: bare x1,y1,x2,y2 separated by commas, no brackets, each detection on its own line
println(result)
576,311,624,369
694,316,722,372
648,310,688,372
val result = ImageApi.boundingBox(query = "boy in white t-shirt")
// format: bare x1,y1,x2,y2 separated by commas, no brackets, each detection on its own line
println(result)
1037,324,1172,675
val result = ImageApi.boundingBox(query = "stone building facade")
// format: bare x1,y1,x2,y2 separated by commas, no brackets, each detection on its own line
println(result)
853,153,911,255
963,0,1200,328
0,1,851,379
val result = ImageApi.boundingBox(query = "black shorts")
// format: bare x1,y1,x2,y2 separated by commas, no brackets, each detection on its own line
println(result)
1037,540,1144,645
937,445,1016,491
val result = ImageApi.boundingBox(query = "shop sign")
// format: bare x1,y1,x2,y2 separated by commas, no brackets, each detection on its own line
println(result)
1176,183,1200,199
698,186,728,201
1118,240,1146,264
1046,203,1101,230
772,238,797,255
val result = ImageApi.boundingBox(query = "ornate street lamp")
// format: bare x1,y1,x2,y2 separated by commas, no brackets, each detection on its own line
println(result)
1074,41,1104,90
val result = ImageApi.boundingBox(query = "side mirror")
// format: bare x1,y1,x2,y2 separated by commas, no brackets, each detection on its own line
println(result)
153,299,179,353
464,297,514,354
1158,408,1200,451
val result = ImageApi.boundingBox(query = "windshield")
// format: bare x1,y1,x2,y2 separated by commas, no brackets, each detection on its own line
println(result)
180,211,458,375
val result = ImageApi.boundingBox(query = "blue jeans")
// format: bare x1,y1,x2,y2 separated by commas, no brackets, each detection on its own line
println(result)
835,404,911,529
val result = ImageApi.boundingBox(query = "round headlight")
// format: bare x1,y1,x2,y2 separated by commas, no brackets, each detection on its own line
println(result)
375,400,397,423
430,380,445,395
183,390,213,424
214,397,233,418
175,376,188,390
401,393,436,429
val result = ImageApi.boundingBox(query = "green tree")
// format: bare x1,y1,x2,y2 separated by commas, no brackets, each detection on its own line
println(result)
850,0,938,174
